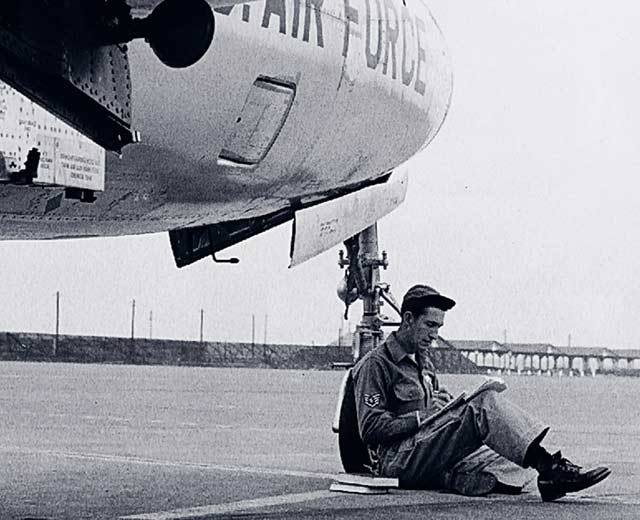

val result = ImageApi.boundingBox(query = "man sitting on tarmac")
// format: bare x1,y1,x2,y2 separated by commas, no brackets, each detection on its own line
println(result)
352,284,611,501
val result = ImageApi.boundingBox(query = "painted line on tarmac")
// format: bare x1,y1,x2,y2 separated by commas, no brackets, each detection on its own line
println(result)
574,493,640,505
120,490,333,519
0,447,335,480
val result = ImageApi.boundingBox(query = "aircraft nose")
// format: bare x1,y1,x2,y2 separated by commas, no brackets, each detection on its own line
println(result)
417,6,454,152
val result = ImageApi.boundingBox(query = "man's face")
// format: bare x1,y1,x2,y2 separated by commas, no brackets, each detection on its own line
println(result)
405,307,445,352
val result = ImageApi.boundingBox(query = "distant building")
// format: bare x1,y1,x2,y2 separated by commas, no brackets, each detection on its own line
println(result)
608,349,640,370
450,340,638,375
450,340,510,370
553,346,619,373
506,343,559,371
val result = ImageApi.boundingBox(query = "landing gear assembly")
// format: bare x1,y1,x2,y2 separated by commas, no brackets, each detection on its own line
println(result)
334,223,402,474
337,223,401,362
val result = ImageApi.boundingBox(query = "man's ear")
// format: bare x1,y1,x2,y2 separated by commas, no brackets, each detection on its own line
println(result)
402,311,414,326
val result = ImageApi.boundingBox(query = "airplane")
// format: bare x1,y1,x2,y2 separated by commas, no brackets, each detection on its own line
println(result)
0,0,452,474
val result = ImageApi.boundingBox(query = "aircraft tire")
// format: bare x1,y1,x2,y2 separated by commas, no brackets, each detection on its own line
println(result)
337,371,372,474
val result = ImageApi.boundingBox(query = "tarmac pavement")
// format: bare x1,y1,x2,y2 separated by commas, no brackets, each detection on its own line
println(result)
0,363,637,519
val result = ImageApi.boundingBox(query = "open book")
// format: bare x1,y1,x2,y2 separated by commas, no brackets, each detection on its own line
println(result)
420,377,507,427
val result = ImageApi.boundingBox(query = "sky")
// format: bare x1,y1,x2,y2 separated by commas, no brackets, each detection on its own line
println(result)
0,0,639,349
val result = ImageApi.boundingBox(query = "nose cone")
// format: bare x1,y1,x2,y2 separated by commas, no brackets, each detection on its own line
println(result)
418,6,454,152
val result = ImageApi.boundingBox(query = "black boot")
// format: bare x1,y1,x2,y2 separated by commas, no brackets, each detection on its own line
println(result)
537,451,611,502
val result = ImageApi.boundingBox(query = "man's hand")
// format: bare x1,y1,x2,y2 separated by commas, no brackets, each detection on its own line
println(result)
430,389,453,410
434,388,453,402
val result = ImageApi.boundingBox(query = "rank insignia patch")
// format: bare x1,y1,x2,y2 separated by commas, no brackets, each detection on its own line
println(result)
364,393,381,407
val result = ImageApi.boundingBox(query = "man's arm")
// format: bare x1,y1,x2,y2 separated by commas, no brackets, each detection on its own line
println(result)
353,357,420,446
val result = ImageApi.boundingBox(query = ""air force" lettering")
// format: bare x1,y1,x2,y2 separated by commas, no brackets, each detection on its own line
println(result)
215,0,427,96
215,0,324,48
344,0,427,95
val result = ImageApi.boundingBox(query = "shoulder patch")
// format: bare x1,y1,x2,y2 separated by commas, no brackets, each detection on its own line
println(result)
364,393,381,408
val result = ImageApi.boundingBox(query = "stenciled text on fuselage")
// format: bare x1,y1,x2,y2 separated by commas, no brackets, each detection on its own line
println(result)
215,0,429,96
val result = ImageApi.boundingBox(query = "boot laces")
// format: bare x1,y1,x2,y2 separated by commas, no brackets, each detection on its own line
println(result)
556,457,582,475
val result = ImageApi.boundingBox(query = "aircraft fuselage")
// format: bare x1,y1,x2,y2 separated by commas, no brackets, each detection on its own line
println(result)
0,0,451,240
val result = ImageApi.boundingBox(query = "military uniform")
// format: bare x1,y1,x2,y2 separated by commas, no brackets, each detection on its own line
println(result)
352,332,545,494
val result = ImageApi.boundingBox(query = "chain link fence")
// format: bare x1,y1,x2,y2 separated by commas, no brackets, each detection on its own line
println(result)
0,332,478,372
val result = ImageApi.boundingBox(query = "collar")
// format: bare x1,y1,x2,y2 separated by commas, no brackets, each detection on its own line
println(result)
385,332,415,364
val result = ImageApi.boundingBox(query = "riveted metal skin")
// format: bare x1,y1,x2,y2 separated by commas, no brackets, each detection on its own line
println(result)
0,0,134,152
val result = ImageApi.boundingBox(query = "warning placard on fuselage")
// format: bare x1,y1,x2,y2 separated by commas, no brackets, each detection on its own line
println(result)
0,80,105,191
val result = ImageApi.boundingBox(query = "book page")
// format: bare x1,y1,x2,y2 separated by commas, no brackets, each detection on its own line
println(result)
420,378,507,427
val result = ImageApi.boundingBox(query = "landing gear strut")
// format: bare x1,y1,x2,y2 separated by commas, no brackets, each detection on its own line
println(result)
338,223,401,363
334,223,401,474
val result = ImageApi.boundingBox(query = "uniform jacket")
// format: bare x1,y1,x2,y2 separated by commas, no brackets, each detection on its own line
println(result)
352,332,442,447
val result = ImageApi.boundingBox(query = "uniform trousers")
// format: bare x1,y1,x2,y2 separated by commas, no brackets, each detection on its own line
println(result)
378,390,545,493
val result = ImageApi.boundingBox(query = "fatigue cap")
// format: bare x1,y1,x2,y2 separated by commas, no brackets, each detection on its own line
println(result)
401,284,456,314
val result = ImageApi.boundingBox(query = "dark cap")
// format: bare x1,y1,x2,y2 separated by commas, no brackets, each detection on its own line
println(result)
401,284,456,314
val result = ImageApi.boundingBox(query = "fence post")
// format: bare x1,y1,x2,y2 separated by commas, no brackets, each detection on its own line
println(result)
129,299,136,364
53,291,60,357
